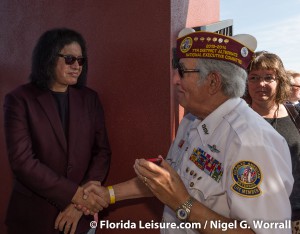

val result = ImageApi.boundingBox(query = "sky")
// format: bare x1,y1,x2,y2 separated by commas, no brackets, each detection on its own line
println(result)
220,0,300,71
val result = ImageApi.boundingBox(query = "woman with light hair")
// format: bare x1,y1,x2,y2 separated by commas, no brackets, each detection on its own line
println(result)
246,51,300,234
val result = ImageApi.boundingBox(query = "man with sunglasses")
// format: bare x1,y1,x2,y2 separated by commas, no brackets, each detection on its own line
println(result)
3,28,111,234
78,29,293,234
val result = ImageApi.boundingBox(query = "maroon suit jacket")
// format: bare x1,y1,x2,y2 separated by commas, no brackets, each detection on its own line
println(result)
4,83,111,234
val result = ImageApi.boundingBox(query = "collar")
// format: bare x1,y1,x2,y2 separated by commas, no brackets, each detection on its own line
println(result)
194,98,242,136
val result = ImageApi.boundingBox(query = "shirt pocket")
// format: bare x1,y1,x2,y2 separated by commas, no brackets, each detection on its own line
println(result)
166,142,189,171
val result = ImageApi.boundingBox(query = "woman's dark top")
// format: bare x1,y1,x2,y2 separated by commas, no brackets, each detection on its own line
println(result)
265,115,300,220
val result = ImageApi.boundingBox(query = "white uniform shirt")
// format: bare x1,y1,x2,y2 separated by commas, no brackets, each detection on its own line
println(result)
161,98,293,234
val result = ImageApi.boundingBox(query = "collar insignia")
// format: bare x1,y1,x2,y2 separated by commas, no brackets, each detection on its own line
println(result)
202,124,209,134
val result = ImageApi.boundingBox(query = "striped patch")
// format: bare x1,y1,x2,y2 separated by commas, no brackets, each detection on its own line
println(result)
189,147,223,182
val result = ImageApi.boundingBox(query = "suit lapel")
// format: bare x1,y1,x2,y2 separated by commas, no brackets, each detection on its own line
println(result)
37,91,68,153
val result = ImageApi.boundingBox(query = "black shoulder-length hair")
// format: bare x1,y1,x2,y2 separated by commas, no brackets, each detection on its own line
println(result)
29,28,88,89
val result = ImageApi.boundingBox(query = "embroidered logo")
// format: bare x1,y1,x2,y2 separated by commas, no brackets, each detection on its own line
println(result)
207,144,220,153
231,161,262,197
180,37,193,53
189,147,223,182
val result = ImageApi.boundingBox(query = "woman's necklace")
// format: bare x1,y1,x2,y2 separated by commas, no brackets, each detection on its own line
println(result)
251,104,280,130
269,105,279,130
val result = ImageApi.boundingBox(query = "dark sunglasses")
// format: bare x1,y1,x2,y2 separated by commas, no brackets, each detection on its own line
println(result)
57,54,86,66
177,63,200,79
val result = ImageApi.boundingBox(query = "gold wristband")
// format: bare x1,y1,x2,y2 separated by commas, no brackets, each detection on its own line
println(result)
107,186,115,204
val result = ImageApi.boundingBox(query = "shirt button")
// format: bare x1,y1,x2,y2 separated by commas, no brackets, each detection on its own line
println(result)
190,182,194,187
186,167,190,173
190,170,194,176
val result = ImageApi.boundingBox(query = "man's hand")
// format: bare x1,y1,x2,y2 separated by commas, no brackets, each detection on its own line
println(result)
83,181,110,205
71,184,108,215
134,155,190,211
54,204,83,234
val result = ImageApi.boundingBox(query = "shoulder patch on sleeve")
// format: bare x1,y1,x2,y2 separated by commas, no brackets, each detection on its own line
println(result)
231,161,262,197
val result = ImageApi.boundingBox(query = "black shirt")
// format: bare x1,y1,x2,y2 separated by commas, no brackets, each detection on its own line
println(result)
51,90,69,136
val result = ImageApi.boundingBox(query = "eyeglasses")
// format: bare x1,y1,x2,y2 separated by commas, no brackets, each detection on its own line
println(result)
248,75,277,84
177,63,200,79
57,54,86,66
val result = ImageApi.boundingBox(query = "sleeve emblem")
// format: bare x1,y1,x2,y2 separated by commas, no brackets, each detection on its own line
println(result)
231,161,262,197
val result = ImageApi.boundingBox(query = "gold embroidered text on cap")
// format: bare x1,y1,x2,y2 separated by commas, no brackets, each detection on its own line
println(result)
177,31,257,70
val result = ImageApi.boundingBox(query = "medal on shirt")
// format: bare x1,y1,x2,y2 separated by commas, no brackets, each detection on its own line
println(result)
178,139,185,148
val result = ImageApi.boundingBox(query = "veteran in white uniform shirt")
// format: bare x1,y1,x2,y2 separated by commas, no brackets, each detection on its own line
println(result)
162,98,293,234
80,29,293,234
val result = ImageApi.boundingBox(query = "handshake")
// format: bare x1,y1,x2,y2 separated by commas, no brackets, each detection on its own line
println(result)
55,182,114,233
71,181,112,215
71,157,168,216
55,156,191,233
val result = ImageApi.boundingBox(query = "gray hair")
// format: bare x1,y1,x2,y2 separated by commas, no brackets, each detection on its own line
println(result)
196,59,247,98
